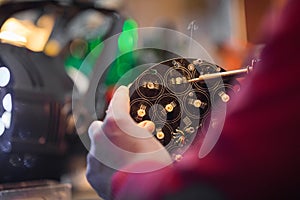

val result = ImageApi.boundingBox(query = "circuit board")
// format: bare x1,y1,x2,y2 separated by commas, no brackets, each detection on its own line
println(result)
129,58,240,160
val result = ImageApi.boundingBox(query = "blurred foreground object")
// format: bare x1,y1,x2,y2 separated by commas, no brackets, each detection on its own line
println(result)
0,180,71,200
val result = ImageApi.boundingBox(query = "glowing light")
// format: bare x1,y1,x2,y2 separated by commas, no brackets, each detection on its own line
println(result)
118,31,134,53
0,16,54,52
0,31,27,44
0,120,4,136
44,39,61,57
3,93,12,112
0,67,10,87
118,19,138,53
0,18,29,46
122,19,138,31
1,111,11,129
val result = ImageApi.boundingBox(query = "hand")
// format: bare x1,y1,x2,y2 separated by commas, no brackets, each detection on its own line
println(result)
86,86,172,199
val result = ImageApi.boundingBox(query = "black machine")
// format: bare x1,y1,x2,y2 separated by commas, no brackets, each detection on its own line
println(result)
0,0,123,183
0,43,74,182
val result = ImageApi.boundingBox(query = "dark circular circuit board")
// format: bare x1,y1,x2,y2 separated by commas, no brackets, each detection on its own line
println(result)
129,58,240,160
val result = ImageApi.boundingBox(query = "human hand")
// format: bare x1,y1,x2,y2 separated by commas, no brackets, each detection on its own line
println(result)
86,86,172,199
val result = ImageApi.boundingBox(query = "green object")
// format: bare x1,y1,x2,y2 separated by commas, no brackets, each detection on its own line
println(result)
105,19,138,86
65,19,139,86
65,37,104,77
118,19,138,54
123,19,138,31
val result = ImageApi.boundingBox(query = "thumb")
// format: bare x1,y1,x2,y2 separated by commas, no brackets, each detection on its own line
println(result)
138,120,155,133
88,121,104,140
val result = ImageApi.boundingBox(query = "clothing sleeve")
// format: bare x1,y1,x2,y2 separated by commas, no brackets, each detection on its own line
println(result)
111,1,300,199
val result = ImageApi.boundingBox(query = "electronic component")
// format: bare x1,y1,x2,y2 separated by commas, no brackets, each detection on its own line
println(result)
129,58,244,160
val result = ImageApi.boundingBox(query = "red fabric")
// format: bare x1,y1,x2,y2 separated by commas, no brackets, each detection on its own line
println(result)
112,1,300,199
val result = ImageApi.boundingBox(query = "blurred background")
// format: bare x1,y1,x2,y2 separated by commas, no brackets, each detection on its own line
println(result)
0,0,287,199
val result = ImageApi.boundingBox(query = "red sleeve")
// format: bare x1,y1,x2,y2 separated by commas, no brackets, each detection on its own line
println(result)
111,161,182,199
112,1,300,199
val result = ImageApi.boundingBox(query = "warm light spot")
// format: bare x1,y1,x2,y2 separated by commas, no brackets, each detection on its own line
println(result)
44,39,61,57
0,15,55,52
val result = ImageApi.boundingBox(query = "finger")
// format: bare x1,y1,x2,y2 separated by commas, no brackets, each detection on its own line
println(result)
88,121,104,140
109,86,130,115
105,86,153,139
138,120,155,133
